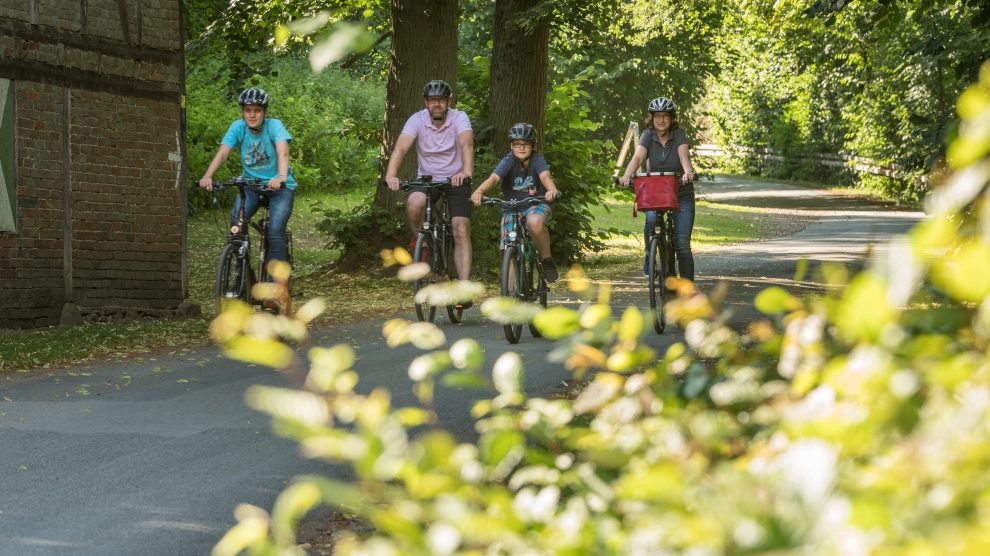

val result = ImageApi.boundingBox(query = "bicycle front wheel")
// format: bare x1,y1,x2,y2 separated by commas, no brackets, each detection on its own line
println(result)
442,226,462,324
648,236,669,334
215,243,248,314
527,253,546,338
500,246,523,344
413,233,437,322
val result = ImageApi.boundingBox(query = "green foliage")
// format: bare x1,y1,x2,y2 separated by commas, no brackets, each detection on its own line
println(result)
184,0,389,86
705,1,990,202
213,66,990,555
185,55,384,213
542,64,616,263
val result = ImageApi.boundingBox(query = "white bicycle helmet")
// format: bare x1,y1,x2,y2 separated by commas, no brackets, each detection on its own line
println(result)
238,87,270,107
648,97,676,114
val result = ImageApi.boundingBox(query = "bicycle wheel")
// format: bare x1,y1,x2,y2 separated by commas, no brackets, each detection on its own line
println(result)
215,243,248,314
413,233,437,322
527,253,547,338
647,236,669,334
442,226,463,324
500,246,523,344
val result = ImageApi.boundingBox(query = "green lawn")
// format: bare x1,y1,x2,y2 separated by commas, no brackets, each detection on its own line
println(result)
580,190,790,278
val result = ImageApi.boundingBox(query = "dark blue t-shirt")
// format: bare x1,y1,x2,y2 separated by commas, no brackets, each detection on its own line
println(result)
493,152,550,201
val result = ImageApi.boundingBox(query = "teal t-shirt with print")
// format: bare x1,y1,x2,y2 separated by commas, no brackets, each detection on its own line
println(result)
221,118,297,190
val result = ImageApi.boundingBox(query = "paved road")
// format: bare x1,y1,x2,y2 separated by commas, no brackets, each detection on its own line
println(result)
0,176,924,555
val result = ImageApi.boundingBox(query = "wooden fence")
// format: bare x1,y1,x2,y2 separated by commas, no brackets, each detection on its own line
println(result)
611,121,913,181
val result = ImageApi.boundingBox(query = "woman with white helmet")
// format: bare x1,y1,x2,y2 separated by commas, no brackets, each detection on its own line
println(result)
619,96,698,281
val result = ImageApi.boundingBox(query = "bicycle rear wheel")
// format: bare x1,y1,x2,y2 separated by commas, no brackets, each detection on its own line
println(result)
648,236,668,334
442,226,462,324
500,246,523,344
413,233,437,322
215,243,248,314
527,254,546,338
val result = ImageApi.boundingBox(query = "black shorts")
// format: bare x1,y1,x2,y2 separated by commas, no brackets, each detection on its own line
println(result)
411,183,472,219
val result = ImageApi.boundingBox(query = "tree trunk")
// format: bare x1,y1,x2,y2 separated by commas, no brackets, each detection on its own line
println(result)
374,0,459,219
488,0,550,149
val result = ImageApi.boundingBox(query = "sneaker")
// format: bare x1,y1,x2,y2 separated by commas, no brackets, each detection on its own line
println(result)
542,258,558,283
643,258,649,278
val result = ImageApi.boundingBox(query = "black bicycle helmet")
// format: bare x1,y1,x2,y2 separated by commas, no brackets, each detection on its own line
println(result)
507,122,536,143
238,87,270,107
422,79,452,98
648,97,676,114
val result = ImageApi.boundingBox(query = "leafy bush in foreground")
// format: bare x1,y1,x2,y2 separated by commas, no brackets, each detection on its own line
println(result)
212,65,990,555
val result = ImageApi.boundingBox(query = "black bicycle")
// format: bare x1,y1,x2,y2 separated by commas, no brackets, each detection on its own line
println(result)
631,171,681,334
481,195,550,344
399,176,465,324
211,177,293,314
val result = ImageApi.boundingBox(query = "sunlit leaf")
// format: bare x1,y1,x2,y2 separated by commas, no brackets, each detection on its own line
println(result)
493,352,524,396
270,481,321,546
834,273,897,342
532,306,580,338
307,344,356,392
931,239,990,302
224,336,294,369
617,306,644,341
449,338,484,370
481,297,542,324
755,286,800,314
309,22,375,72
398,262,430,282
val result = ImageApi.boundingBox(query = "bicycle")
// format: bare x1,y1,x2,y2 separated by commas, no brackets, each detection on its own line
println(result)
399,176,466,324
211,177,294,314
481,195,550,344
628,171,681,334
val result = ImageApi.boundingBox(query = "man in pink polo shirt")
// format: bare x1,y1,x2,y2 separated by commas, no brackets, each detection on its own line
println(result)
385,79,475,297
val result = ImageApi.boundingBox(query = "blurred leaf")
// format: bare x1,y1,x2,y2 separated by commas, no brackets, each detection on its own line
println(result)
224,336,294,369
533,306,580,338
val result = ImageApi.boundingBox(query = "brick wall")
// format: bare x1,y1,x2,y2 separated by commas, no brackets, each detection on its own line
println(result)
0,0,187,328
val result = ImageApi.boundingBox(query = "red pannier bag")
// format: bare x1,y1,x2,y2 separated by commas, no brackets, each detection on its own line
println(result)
633,172,679,212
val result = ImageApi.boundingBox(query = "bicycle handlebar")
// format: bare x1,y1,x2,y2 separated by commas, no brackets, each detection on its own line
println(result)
211,177,285,192
480,195,551,210
614,171,689,189
396,175,472,191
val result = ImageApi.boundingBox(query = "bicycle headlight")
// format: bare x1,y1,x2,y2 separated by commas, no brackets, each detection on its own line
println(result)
230,225,240,234
508,231,517,241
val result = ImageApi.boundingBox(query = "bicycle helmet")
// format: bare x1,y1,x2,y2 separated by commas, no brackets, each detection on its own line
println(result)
238,87,270,107
648,97,676,114
422,79,452,98
507,122,537,143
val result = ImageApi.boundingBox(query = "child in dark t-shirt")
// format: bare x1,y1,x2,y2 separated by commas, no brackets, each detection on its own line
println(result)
470,123,561,282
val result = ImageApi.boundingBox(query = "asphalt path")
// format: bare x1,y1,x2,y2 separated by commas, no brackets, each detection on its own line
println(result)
0,176,924,555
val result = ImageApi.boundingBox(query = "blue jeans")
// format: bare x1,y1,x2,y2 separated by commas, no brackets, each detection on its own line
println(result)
644,194,695,281
231,187,294,263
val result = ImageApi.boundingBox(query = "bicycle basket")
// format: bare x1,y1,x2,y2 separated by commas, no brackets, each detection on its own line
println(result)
633,173,679,211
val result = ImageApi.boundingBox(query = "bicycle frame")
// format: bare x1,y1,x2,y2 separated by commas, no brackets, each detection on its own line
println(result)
212,177,292,312
646,207,677,333
482,195,549,343
399,177,461,323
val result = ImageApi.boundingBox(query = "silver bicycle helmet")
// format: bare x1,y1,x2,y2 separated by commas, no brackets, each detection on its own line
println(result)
507,122,536,143
648,97,676,114
422,80,452,98
238,87,270,107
